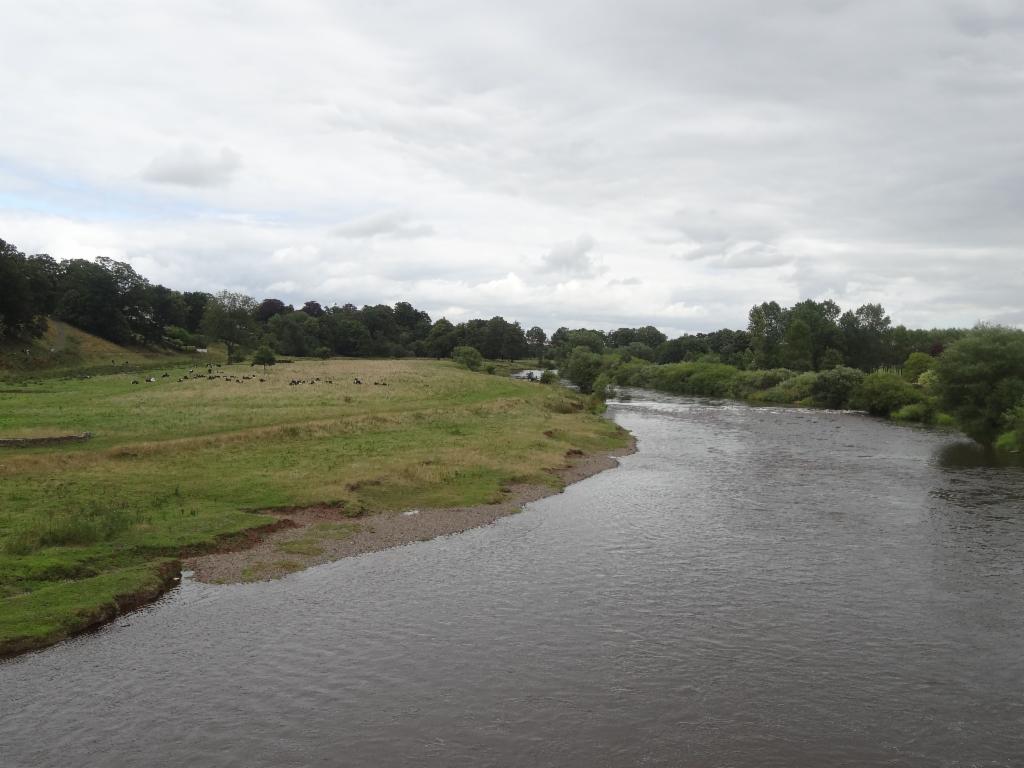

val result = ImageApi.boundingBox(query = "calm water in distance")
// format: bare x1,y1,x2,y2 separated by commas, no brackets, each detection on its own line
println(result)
2,389,1023,767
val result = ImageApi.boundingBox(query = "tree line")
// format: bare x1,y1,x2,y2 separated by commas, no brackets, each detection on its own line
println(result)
0,237,548,362
0,237,970,373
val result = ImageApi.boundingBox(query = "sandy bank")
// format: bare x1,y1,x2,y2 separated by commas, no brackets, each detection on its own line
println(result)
186,438,637,584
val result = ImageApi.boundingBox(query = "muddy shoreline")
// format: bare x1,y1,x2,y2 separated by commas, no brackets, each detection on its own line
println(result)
187,436,638,584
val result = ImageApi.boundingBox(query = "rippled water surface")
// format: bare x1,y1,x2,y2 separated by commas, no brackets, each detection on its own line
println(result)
3,390,1024,767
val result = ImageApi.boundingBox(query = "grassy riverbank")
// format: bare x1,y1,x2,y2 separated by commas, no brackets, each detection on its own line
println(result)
0,359,628,656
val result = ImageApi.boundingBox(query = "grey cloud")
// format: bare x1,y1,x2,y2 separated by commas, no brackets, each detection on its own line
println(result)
950,2,1024,37
990,309,1024,327
664,210,792,270
331,211,434,239
142,145,241,188
539,235,603,277
694,243,792,270
3,1,1024,334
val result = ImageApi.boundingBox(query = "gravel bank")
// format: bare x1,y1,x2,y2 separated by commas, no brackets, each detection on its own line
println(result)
186,439,637,584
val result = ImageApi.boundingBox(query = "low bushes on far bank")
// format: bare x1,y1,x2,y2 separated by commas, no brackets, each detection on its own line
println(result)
562,325,1024,452
573,356,932,421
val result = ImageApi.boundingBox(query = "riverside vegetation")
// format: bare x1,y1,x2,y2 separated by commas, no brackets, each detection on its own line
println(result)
0,357,627,656
561,325,1024,456
3,236,1023,655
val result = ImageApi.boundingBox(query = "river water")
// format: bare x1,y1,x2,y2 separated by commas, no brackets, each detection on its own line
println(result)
2,389,1023,767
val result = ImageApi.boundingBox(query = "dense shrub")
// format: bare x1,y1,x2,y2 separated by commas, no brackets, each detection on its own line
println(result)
452,345,483,371
820,348,845,370
752,372,820,404
164,325,204,349
564,347,605,394
611,359,657,387
903,351,935,383
682,363,741,397
539,369,558,384
610,361,799,401
997,400,1024,452
252,345,277,370
735,368,796,391
810,366,865,409
850,372,921,416
934,326,1024,445
917,369,938,396
591,372,612,400
646,362,736,397
892,401,937,424
622,342,655,361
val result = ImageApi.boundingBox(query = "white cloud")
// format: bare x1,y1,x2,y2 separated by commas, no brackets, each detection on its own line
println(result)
271,245,321,264
538,235,602,278
266,280,300,294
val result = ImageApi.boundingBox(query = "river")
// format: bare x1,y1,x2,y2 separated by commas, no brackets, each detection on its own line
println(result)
2,389,1023,767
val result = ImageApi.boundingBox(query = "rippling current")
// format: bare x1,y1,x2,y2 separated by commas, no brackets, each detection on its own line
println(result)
3,390,1024,767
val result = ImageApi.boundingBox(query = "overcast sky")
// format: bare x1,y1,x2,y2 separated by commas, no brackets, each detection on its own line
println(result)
2,0,1022,334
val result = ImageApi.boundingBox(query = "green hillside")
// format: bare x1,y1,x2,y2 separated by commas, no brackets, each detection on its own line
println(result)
1,319,214,379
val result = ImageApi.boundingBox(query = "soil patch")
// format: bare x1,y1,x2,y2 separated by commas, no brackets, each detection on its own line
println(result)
0,432,93,448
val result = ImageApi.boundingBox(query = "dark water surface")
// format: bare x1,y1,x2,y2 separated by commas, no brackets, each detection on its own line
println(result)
3,390,1024,767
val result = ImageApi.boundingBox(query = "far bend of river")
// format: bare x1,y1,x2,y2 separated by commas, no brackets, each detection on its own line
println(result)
3,389,1024,767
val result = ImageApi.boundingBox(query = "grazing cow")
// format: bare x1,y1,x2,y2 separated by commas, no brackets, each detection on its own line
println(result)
131,380,139,385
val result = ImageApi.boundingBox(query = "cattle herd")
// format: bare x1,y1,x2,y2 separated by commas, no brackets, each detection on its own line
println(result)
128,365,387,389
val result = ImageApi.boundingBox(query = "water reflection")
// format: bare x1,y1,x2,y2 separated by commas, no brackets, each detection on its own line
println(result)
936,440,1024,470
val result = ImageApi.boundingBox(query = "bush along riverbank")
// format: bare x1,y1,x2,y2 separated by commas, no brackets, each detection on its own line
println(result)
0,358,631,658
562,325,1024,455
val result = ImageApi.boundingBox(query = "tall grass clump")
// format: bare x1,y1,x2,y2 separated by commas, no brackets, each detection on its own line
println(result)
4,503,139,555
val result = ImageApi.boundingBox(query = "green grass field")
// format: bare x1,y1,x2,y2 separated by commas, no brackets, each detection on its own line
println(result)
0,357,626,655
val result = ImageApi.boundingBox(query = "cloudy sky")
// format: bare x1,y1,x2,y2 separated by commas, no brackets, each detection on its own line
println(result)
2,0,1022,334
